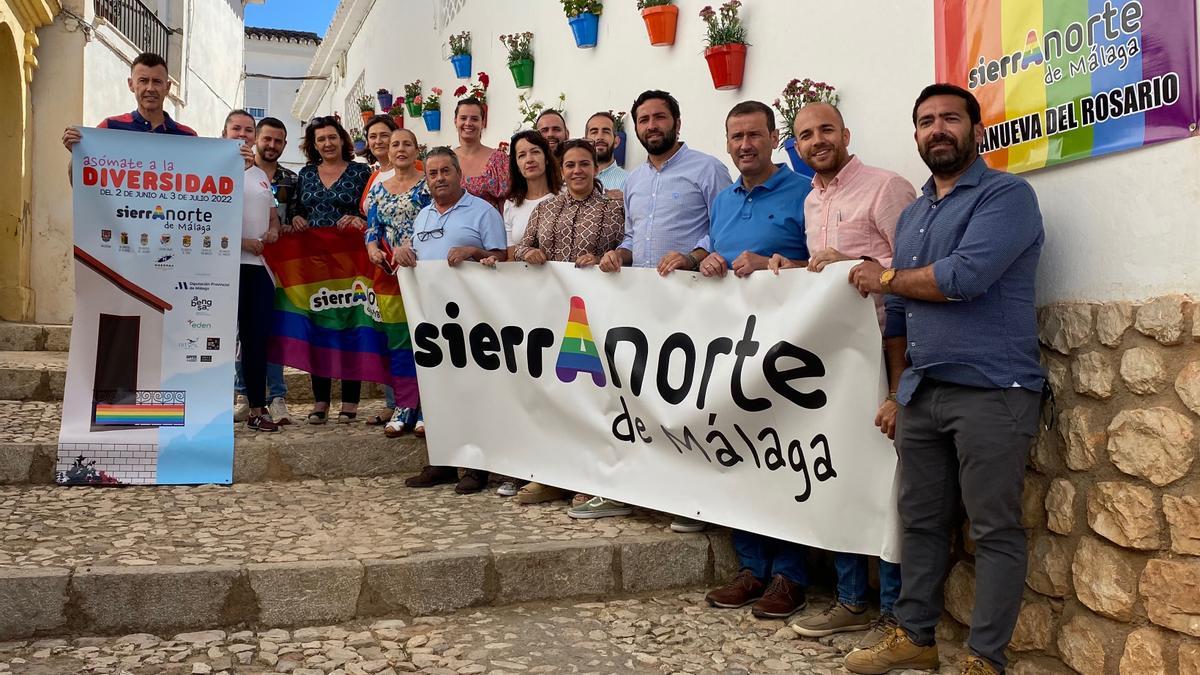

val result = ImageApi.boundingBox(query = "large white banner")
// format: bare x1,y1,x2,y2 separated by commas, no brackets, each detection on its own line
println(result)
58,128,242,486
399,261,900,560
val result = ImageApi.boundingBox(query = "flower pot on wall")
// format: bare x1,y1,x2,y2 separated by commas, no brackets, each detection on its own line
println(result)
391,114,404,129
406,101,422,117
353,140,366,153
422,109,441,132
614,130,627,167
640,5,678,46
377,92,394,110
509,59,535,89
704,43,747,90
568,12,600,48
451,53,473,79
782,138,814,179
360,110,375,126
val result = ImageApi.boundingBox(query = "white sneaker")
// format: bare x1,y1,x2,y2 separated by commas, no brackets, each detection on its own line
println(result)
233,395,251,423
496,481,520,497
268,397,292,425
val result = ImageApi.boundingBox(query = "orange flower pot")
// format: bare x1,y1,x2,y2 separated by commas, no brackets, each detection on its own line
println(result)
704,43,747,91
641,5,679,46
360,110,375,126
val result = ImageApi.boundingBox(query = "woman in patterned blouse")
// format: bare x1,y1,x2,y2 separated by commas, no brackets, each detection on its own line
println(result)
512,139,625,266
364,128,431,438
453,97,509,213
291,116,372,424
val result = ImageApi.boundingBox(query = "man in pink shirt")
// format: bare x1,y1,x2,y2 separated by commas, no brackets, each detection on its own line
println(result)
771,102,916,645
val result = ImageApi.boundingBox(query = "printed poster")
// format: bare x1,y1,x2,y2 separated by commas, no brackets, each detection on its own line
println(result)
57,128,242,485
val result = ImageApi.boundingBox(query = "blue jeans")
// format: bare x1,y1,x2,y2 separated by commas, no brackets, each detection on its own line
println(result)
235,359,287,401
833,553,902,615
733,530,808,585
384,385,395,410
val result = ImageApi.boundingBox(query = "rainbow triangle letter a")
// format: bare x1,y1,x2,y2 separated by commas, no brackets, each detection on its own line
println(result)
555,296,606,387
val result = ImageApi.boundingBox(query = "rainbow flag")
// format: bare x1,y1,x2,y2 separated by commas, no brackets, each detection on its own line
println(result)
262,228,417,407
95,404,185,426
935,0,1198,173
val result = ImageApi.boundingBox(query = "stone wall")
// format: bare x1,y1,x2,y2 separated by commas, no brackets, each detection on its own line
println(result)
941,296,1200,674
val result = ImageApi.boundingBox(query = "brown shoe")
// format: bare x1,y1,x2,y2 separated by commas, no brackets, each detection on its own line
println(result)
455,469,489,494
843,626,939,674
961,655,1000,675
405,465,457,488
515,482,570,505
751,574,807,618
705,569,765,609
857,614,899,650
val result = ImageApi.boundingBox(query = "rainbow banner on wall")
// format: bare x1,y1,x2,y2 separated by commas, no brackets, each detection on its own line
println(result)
262,228,417,407
935,0,1199,173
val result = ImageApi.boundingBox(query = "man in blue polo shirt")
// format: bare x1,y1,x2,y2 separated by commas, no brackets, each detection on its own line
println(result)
62,52,196,152
394,146,506,496
695,100,811,622
842,84,1043,675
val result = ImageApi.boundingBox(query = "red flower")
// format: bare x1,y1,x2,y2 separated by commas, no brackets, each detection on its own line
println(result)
478,72,490,88
454,85,468,97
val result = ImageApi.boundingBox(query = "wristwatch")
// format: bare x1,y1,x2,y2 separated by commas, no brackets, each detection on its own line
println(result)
879,268,897,293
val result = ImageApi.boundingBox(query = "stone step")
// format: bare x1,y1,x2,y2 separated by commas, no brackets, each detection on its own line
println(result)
0,477,738,641
0,322,71,351
0,400,426,484
0,351,386,402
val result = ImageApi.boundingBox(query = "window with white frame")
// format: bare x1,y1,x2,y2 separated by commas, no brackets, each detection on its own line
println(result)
435,0,468,30
344,71,367,133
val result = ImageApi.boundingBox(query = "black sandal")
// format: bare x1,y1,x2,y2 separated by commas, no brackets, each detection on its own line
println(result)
336,411,358,424
307,410,328,425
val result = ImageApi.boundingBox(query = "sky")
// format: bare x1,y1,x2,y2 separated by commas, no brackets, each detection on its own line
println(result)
244,0,341,36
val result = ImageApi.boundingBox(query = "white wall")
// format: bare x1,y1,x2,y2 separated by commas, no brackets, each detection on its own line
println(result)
304,0,1200,305
245,35,318,169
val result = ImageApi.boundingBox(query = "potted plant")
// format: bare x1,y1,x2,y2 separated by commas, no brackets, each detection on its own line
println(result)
357,94,377,126
516,92,566,131
422,87,443,132
608,109,629,167
638,0,678,46
699,1,748,90
351,130,367,154
388,99,405,129
562,0,603,49
500,32,535,89
449,31,472,79
453,72,491,127
404,80,423,117
376,87,394,112
773,78,838,176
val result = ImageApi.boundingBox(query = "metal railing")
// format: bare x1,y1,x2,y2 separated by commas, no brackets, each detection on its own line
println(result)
95,0,171,64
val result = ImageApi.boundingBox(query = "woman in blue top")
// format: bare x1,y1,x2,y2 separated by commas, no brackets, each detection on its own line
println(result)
291,116,372,424
364,128,431,437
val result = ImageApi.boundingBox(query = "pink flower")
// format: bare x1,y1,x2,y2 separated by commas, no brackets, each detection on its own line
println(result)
699,5,715,20
432,87,443,95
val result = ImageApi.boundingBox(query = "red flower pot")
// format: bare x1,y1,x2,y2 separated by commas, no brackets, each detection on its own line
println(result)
704,43,747,91
641,5,679,46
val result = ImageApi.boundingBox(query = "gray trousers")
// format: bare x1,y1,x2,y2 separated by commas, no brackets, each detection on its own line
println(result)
893,379,1040,670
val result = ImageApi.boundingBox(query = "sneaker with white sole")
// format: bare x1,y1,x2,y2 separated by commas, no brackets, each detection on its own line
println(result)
233,395,251,423
567,496,633,519
496,481,522,497
670,515,707,533
790,601,874,637
267,397,291,425
384,407,411,438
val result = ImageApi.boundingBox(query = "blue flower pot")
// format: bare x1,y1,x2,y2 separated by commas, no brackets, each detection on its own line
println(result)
450,53,472,79
569,12,600,49
783,138,815,180
422,109,441,132
377,93,394,110
614,130,627,167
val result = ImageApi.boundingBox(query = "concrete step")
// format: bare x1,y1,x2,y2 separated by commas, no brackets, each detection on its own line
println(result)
0,477,738,641
0,400,426,484
0,322,71,351
0,351,387,402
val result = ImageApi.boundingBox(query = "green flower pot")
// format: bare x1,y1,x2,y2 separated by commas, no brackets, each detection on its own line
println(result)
509,59,534,89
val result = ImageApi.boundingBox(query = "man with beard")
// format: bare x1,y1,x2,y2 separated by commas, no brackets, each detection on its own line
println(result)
770,102,913,645
842,84,1044,675
693,101,810,622
535,110,570,158
593,90,730,533
396,147,506,495
62,52,196,151
585,111,629,196
234,116,298,425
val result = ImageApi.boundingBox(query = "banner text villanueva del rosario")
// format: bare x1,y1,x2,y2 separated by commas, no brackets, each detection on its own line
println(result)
935,0,1200,173
58,128,242,486
399,262,902,560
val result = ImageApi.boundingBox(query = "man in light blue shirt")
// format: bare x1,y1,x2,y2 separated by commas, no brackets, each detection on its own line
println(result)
586,111,630,194
395,147,505,495
598,90,732,276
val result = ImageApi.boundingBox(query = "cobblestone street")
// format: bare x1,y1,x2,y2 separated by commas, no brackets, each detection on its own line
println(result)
0,593,966,675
